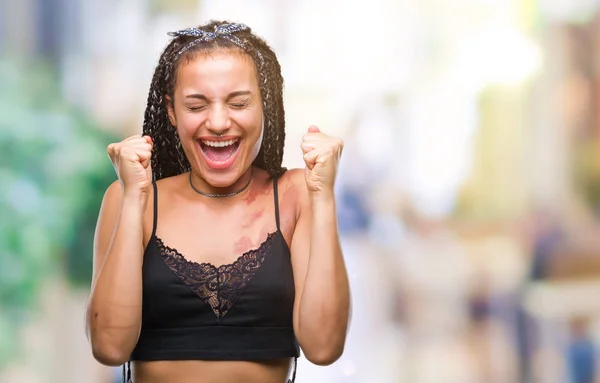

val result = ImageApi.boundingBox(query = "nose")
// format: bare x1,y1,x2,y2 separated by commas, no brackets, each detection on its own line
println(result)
206,104,231,135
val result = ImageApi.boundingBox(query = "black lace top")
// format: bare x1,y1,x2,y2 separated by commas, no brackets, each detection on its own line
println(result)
126,175,299,382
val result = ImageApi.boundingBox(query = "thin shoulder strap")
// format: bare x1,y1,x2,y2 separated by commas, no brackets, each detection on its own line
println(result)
287,356,298,383
122,361,131,382
272,176,281,231
151,181,158,238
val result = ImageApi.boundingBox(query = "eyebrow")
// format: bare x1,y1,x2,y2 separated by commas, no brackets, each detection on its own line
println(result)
185,90,252,100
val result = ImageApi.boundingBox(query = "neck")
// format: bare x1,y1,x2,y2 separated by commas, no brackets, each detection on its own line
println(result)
189,168,253,198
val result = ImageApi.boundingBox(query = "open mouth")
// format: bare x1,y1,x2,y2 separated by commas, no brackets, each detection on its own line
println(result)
199,138,241,165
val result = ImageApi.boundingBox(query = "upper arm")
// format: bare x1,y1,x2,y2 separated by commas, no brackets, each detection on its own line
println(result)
288,170,312,332
91,180,123,287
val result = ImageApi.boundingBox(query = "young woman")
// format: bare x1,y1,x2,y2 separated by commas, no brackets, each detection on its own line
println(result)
85,21,350,383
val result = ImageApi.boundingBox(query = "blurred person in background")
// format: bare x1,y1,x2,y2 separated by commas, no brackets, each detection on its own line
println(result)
515,209,564,382
85,20,350,383
567,317,596,383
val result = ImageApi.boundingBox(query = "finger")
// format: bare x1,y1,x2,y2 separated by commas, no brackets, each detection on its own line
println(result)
107,143,116,158
308,125,320,133
117,146,147,163
140,154,151,169
300,142,316,154
302,132,326,142
126,137,151,146
123,134,142,142
144,135,153,145
112,140,149,157
303,150,319,169
137,149,152,165
130,143,153,152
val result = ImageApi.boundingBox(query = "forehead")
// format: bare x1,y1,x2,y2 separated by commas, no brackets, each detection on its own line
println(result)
175,50,259,95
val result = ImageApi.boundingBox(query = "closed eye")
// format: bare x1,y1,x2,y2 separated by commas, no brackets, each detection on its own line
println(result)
187,105,208,111
229,97,251,109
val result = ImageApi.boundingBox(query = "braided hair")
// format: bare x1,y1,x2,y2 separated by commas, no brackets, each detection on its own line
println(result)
142,20,286,180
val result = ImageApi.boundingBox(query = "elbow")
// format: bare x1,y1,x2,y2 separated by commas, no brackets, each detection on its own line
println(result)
91,343,130,367
85,309,136,366
297,321,349,366
88,327,132,367
303,344,345,366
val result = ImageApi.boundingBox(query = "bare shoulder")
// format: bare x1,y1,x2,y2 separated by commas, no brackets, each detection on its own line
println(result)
155,173,187,193
103,179,123,203
156,173,189,189
278,168,309,217
97,180,126,222
279,168,304,185
101,178,154,213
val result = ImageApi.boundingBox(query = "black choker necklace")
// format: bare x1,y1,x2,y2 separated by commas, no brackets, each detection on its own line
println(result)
189,171,252,198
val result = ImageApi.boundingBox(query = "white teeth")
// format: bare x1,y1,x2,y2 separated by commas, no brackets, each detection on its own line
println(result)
201,139,238,147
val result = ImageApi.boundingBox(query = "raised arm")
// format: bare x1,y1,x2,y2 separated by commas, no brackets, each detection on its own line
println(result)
290,126,350,365
85,135,153,366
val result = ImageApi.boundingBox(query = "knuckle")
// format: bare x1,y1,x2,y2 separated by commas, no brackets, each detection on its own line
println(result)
120,147,135,157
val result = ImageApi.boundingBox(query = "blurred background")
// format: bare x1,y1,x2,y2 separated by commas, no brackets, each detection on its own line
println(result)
3,0,600,382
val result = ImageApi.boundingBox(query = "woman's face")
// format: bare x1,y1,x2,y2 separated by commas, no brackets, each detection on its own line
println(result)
167,50,263,187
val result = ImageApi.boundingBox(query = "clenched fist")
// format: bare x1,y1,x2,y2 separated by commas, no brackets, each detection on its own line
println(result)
107,135,153,195
300,126,343,194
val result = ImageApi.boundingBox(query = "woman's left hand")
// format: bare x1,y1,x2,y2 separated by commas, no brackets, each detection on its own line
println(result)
301,125,344,194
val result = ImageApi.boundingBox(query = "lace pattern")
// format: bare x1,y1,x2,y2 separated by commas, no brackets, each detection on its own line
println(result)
157,231,278,319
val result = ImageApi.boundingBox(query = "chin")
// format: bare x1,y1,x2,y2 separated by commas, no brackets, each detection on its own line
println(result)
201,170,243,188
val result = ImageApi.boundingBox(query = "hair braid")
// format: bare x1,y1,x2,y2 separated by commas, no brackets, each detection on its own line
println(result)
142,20,287,180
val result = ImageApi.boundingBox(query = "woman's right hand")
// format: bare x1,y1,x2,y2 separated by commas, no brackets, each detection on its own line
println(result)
107,135,153,196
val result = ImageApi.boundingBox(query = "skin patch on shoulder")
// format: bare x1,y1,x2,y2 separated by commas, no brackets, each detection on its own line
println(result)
243,182,270,204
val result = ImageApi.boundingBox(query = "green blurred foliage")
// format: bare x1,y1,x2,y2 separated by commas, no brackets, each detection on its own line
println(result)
0,58,118,369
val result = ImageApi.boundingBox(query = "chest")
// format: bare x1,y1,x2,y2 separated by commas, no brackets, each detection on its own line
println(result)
141,231,295,327
148,194,295,267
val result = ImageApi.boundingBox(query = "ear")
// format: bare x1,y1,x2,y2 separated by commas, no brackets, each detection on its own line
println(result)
165,95,177,127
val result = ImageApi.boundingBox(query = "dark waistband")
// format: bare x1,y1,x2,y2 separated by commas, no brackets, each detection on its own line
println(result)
130,325,299,361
